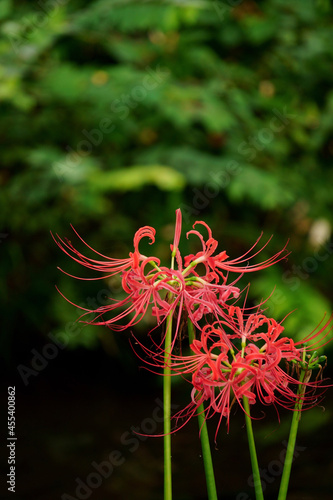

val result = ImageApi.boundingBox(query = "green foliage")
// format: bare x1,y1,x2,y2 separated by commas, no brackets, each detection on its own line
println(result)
1,0,332,362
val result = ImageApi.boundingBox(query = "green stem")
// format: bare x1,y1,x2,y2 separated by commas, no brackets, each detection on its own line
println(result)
196,405,219,500
243,396,264,500
188,321,218,500
277,369,307,500
163,312,173,500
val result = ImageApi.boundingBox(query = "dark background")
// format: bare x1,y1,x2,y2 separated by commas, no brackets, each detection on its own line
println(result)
1,0,333,498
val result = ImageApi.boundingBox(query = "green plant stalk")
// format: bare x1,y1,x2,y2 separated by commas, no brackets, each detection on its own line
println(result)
196,405,219,500
163,312,173,500
188,321,218,500
243,396,264,500
277,369,306,500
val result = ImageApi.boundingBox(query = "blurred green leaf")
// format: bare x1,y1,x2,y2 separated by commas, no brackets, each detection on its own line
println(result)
0,0,12,20
89,165,186,191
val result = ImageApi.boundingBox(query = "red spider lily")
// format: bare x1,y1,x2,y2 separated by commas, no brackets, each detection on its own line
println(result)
66,264,240,349
143,313,332,441
52,211,240,339
51,224,157,280
52,209,289,346
222,305,300,362
184,220,289,282
53,209,332,450
55,261,173,332
224,304,273,341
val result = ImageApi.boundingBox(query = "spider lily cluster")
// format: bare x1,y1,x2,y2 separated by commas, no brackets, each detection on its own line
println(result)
145,314,330,441
52,209,331,441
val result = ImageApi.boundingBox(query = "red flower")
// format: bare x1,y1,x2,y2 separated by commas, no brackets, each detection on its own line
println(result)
53,209,332,443
148,313,332,441
53,211,240,337
53,209,289,347
184,221,289,283
51,224,157,280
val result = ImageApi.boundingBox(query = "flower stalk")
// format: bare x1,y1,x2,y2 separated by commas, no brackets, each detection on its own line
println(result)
277,347,316,500
188,320,218,500
163,311,173,500
243,396,264,500
276,372,305,500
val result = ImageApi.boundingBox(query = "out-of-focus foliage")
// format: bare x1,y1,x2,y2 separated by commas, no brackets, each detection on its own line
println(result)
1,0,333,362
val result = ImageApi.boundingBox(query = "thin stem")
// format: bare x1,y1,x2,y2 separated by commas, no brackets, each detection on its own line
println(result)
277,369,307,500
163,312,173,500
196,406,219,500
188,321,218,500
243,396,264,500
163,221,177,500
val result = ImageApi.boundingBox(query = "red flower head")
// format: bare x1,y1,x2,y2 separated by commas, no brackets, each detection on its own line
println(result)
52,209,289,349
51,224,157,280
147,312,332,441
53,210,332,446
184,221,289,283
